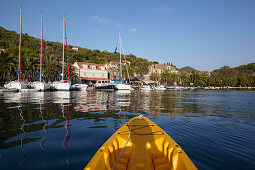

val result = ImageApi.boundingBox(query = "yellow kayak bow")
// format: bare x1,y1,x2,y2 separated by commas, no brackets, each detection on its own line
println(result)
85,115,197,170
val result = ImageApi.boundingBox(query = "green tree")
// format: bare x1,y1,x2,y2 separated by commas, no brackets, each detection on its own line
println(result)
22,54,39,81
0,51,16,85
44,55,61,81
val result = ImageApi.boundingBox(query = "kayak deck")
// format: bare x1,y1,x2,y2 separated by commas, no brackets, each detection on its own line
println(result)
85,116,197,170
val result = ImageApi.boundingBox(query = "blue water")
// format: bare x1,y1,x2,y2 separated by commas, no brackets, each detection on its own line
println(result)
0,90,254,169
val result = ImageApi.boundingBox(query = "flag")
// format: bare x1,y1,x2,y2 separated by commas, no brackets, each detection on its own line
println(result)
17,70,20,75
114,46,117,53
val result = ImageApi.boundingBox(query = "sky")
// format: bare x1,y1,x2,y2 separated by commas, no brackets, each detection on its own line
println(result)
0,0,254,71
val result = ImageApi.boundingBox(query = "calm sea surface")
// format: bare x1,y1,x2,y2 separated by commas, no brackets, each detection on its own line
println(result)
0,90,254,169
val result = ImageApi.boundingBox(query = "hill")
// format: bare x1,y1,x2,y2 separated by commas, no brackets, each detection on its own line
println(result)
233,63,255,74
0,26,153,77
179,66,197,72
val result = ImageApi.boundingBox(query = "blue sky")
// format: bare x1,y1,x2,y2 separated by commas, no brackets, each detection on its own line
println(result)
0,0,254,71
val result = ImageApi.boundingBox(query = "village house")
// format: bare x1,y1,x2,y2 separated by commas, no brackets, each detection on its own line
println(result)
73,61,109,85
141,64,179,84
45,46,52,50
149,64,179,75
104,60,130,80
72,46,78,51
104,61,119,80
0,46,5,52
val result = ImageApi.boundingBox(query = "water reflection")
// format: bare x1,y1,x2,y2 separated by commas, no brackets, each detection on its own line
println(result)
18,103,26,155
0,90,255,169
39,103,47,151
62,104,71,166
62,104,71,151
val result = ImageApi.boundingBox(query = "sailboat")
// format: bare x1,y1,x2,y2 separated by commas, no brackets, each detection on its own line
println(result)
31,12,50,91
114,32,131,90
52,16,71,91
4,9,28,91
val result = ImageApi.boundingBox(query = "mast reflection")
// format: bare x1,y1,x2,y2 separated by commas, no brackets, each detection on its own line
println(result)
40,103,47,151
62,105,71,151
18,103,26,155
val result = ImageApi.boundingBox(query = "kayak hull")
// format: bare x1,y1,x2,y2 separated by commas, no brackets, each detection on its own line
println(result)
85,116,197,170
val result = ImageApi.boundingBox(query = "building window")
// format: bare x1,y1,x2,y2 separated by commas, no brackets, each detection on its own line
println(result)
100,66,105,70
82,64,88,69
91,65,96,69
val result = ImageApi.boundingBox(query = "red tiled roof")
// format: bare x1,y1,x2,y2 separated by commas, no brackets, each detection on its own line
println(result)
81,77,109,81
104,61,119,65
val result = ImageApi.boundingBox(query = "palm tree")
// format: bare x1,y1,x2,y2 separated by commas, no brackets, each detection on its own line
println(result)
0,51,17,84
64,63,78,82
170,72,179,85
179,72,189,86
44,55,61,81
21,52,40,81
161,69,170,85
190,70,201,86
150,73,160,82
122,64,134,82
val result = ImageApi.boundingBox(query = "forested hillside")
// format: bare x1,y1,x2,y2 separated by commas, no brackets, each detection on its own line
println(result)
0,26,152,83
0,26,254,87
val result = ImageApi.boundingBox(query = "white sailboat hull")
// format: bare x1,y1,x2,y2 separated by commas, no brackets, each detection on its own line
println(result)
4,81,28,91
154,85,166,90
52,81,71,91
115,84,131,90
140,85,151,91
31,81,50,91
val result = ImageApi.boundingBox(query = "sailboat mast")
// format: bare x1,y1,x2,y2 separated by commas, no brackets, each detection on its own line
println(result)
42,12,44,81
40,12,43,82
62,16,65,81
119,32,122,83
121,43,130,83
18,8,22,81
64,18,70,80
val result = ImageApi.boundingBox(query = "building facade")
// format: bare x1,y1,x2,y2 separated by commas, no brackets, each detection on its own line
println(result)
149,64,178,75
104,61,119,80
73,61,108,84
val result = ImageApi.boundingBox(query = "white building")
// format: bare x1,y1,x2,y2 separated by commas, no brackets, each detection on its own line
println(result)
0,46,5,52
73,61,109,84
72,46,78,51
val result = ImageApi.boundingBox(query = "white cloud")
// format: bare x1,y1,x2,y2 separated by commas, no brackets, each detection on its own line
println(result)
97,18,106,23
91,16,99,20
91,15,109,24
129,28,138,32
